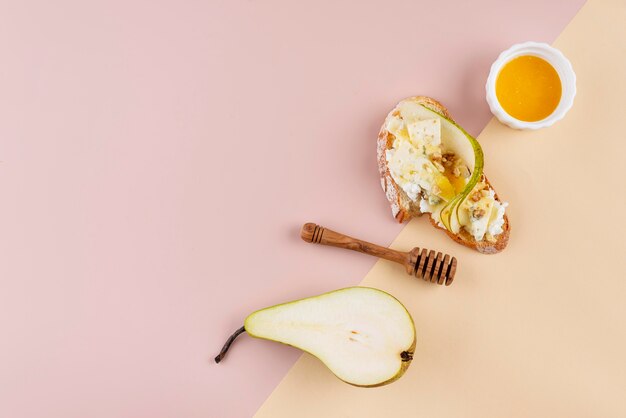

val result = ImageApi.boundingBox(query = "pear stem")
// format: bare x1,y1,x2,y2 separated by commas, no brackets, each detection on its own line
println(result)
215,326,246,363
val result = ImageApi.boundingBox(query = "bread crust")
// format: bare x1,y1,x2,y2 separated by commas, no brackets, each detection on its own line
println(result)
377,96,510,253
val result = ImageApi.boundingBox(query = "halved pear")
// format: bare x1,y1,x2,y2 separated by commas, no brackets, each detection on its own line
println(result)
406,104,484,233
215,287,416,387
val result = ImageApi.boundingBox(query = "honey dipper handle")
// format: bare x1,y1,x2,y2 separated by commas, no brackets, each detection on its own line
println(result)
300,223,409,266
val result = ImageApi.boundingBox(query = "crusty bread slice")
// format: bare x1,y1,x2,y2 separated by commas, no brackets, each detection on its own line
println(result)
377,96,510,254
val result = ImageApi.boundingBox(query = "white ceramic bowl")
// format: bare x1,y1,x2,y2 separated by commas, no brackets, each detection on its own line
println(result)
486,41,576,130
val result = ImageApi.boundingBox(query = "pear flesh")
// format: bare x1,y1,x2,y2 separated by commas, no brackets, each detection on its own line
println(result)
217,287,416,387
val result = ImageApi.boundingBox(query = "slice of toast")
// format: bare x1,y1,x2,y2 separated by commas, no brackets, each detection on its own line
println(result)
377,96,510,254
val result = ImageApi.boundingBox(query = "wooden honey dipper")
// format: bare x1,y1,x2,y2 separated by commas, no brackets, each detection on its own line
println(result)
301,222,457,286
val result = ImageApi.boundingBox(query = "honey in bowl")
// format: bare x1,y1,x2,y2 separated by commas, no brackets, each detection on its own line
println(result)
495,55,562,122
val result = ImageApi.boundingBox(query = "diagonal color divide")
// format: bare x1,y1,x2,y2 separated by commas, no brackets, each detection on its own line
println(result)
255,0,626,416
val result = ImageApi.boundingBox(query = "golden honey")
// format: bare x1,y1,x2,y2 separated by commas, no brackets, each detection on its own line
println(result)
496,55,562,122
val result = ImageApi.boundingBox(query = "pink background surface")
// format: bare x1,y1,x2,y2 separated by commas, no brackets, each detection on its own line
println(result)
0,1,584,417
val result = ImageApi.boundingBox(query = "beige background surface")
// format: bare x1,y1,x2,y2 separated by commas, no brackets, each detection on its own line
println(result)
255,0,626,416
